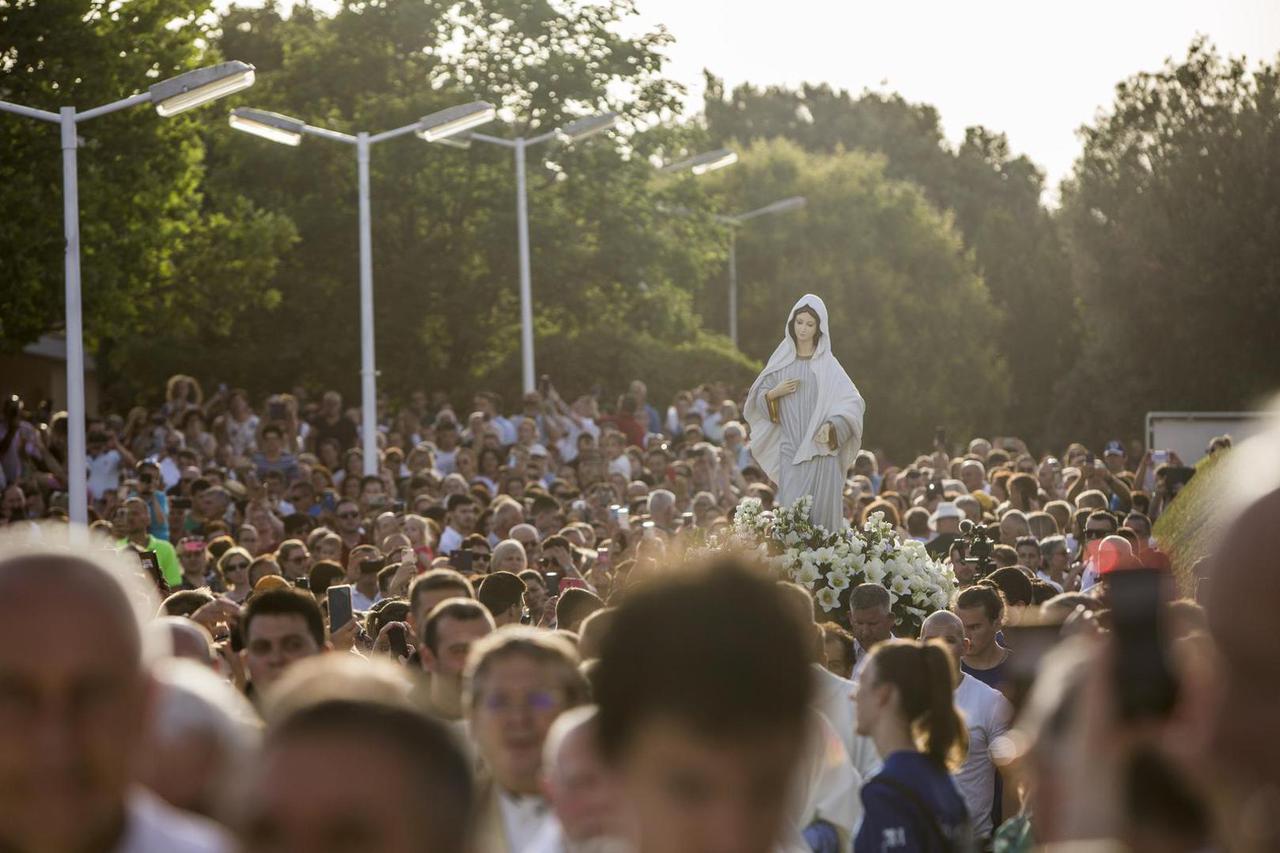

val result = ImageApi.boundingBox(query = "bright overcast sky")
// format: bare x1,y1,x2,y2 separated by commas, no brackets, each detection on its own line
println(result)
625,0,1280,191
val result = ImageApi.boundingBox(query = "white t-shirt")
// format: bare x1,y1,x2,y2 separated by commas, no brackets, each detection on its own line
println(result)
437,525,464,556
118,788,231,853
87,449,123,501
498,790,555,852
952,672,1013,839
810,664,880,781
435,448,458,476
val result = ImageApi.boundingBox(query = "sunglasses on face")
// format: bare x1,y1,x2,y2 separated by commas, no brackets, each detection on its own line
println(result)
225,562,250,572
1084,529,1111,540
338,511,359,519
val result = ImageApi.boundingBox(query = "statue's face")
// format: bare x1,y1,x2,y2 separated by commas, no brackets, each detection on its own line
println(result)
792,310,819,344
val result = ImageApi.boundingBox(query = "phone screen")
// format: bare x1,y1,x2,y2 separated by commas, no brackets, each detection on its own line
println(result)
387,623,409,658
327,584,354,631
1110,569,1178,721
449,550,474,574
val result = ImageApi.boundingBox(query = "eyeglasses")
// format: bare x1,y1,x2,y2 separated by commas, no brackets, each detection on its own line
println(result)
225,561,250,572
481,690,562,715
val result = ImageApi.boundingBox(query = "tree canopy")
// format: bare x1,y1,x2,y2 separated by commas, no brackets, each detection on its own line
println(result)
1054,38,1280,445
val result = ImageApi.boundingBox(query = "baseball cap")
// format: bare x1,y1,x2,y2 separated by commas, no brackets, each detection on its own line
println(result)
1104,440,1125,457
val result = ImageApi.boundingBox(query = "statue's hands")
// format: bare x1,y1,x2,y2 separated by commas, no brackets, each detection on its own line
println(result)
766,379,801,402
817,422,834,449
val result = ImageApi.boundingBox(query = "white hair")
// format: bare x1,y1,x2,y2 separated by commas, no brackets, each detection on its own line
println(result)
647,489,676,516
542,703,599,780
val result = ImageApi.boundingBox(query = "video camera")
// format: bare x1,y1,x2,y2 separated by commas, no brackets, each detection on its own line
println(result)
958,518,997,579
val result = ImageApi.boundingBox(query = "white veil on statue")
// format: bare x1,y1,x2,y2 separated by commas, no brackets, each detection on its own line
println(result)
744,294,866,484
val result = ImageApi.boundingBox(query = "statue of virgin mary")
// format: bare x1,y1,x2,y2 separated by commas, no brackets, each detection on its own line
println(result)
744,294,866,533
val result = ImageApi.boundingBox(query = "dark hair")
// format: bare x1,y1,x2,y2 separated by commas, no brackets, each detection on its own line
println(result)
423,597,494,651
517,569,547,591
987,567,1034,607
820,621,855,677
160,588,215,618
556,587,604,632
408,569,475,615
787,304,823,347
242,588,326,648
1030,580,1058,605
261,423,283,439
307,560,346,595
865,639,968,770
992,544,1019,568
476,571,526,617
1087,509,1118,531
446,493,477,513
955,584,1005,623
269,699,474,851
595,557,811,761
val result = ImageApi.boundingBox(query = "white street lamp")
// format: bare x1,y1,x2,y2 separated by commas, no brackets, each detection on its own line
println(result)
431,111,619,393
230,100,495,474
0,60,257,530
662,147,739,175
717,197,807,346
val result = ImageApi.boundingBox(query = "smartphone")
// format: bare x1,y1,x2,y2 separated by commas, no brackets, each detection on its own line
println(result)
934,426,947,449
387,623,409,658
642,520,656,539
268,400,287,421
1150,450,1169,466
544,571,560,590
1109,568,1179,721
294,576,311,591
595,547,611,570
1002,622,1065,713
1086,452,1096,468
392,499,406,514
327,584,354,631
559,577,587,595
449,549,474,574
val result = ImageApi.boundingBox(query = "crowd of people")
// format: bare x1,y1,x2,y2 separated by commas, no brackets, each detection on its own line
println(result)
0,373,1274,853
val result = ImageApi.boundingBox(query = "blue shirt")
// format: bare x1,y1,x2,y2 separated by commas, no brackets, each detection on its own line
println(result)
855,751,970,853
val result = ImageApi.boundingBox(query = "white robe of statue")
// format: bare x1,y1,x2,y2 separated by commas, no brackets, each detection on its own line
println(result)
745,294,866,533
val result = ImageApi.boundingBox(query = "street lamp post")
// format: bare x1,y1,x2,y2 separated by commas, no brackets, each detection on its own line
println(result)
1,61,258,528
445,112,619,394
716,197,807,347
230,101,495,474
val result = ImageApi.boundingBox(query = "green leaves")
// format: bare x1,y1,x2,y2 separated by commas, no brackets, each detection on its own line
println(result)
1056,38,1280,444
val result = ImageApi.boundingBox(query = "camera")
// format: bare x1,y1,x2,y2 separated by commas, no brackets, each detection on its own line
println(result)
958,518,996,578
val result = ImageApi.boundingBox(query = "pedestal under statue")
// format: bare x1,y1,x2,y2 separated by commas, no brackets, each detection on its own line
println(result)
744,294,866,533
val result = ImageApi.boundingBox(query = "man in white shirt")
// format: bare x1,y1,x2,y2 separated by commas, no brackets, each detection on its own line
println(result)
920,610,1017,843
438,493,480,556
0,534,230,853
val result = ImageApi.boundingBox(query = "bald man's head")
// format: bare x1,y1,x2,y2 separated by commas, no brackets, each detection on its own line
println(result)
919,609,968,677
0,535,157,852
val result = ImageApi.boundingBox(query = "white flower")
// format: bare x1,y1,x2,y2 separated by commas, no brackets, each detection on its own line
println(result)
889,574,912,597
815,586,841,612
827,570,851,592
865,557,886,585
795,563,821,587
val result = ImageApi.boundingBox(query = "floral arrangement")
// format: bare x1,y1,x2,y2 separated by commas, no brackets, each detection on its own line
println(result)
720,495,957,636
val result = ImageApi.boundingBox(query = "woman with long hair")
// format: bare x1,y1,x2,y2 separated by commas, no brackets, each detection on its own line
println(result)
854,639,972,852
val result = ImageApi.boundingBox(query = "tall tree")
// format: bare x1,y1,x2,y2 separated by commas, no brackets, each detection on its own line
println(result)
110,0,752,407
0,0,294,360
1054,39,1280,446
